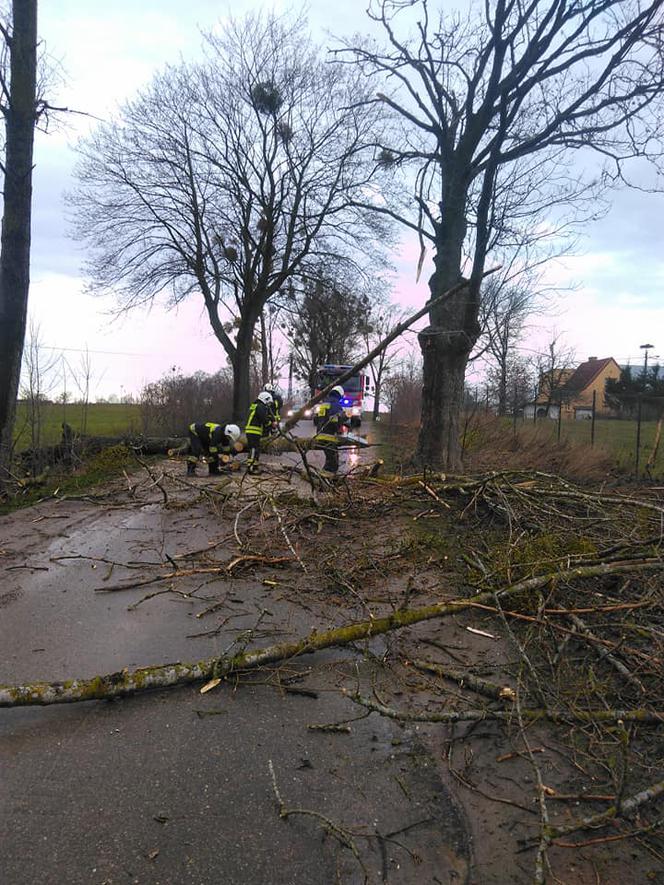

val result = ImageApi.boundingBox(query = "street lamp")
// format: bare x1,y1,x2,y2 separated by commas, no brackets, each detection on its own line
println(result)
640,343,654,380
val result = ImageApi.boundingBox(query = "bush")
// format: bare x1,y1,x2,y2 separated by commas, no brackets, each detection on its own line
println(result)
140,370,234,436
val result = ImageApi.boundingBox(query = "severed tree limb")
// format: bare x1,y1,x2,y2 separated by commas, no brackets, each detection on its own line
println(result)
2,558,663,708
93,555,295,593
344,694,664,726
410,659,510,700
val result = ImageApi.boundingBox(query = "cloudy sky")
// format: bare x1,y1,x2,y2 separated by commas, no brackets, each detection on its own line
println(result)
26,0,664,399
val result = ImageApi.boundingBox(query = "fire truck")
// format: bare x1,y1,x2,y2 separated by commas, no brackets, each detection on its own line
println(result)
314,365,370,428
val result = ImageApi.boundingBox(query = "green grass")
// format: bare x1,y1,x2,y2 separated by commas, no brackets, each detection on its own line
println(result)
0,444,155,516
519,417,662,474
13,402,142,450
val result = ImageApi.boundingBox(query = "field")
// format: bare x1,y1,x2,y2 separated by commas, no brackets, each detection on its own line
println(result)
10,404,664,480
518,415,663,473
13,402,142,450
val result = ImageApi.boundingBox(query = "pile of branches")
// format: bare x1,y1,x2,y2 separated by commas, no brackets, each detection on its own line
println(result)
1,464,662,879
341,469,664,879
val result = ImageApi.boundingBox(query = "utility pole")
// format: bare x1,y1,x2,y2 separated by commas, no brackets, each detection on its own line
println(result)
287,352,294,403
640,343,654,382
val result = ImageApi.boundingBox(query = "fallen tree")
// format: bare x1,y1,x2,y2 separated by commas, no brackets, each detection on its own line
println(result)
1,557,661,708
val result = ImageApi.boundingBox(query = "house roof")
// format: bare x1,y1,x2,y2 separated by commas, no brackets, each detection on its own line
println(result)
562,357,618,393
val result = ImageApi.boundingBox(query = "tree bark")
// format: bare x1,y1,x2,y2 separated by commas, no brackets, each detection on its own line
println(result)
2,556,660,707
0,1,38,479
259,309,269,385
417,333,470,468
415,174,479,469
230,300,262,422
372,377,381,421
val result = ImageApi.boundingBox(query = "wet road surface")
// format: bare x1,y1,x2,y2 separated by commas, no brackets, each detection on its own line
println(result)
0,468,470,885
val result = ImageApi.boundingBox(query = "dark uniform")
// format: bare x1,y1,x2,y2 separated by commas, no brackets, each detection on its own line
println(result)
244,398,275,474
271,393,283,425
314,395,348,475
187,423,233,475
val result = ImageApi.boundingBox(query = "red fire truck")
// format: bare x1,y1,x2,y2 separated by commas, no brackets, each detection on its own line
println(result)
314,364,370,428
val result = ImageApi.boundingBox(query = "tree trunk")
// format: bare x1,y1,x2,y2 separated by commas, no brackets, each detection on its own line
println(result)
497,358,508,417
231,337,252,424
417,333,469,468
259,309,269,385
415,181,477,469
0,1,38,479
231,305,261,422
372,378,381,421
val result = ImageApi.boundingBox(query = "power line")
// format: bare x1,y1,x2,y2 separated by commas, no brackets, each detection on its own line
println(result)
38,344,150,357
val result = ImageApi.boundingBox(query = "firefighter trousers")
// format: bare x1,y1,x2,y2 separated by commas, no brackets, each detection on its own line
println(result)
245,432,262,472
316,439,339,474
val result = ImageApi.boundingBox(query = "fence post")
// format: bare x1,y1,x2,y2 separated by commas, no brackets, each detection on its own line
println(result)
512,382,518,437
591,390,596,447
635,394,642,478
557,402,562,442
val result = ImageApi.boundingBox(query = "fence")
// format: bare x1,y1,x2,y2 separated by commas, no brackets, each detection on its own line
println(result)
514,394,664,479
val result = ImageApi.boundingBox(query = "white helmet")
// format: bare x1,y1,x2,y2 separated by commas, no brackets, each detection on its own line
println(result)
263,383,276,393
331,385,344,398
224,423,241,442
257,391,273,405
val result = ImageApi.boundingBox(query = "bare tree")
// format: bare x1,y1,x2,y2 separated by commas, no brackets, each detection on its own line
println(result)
0,0,37,479
68,345,100,436
285,272,372,395
71,12,389,422
258,302,288,388
534,335,577,417
383,354,423,425
343,0,664,467
140,368,235,436
479,277,536,415
362,301,404,420
486,353,534,416
18,320,60,470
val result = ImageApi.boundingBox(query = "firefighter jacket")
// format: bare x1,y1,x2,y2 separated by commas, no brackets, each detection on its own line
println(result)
189,422,233,455
314,400,347,444
245,400,274,438
271,395,283,424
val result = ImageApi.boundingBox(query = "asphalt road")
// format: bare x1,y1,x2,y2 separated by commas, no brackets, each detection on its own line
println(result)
1,473,470,885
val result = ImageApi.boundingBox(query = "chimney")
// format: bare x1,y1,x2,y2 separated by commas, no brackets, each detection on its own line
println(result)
588,356,597,361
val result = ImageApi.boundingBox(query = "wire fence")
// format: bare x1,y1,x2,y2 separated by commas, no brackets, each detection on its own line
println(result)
515,394,664,479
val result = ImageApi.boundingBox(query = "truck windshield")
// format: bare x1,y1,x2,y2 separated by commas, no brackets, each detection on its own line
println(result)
318,372,362,393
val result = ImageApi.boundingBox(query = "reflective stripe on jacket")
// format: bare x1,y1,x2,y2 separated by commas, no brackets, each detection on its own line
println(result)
245,400,271,436
315,401,346,443
189,422,231,454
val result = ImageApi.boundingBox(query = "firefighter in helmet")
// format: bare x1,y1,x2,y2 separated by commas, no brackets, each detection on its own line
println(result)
263,383,284,425
244,390,275,474
186,422,242,476
314,385,348,476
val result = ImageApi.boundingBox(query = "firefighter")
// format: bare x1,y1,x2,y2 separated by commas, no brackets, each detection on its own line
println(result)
314,385,348,476
187,422,242,476
244,390,275,474
263,384,284,425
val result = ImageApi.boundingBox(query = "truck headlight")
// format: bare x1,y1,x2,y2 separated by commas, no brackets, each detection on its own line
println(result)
351,406,361,416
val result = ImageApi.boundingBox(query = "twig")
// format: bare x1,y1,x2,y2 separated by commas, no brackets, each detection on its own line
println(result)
267,495,307,573
568,612,646,694
268,759,368,877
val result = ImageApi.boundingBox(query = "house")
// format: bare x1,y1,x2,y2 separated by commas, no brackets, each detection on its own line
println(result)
524,357,622,420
